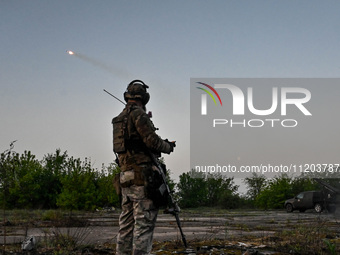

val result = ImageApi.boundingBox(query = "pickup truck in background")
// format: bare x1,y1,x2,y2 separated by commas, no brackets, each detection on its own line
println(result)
284,179,339,213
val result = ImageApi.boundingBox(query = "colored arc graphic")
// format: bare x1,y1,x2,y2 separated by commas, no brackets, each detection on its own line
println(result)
197,87,217,105
196,82,223,106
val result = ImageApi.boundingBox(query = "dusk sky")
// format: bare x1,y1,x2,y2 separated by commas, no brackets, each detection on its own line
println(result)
1,1,340,182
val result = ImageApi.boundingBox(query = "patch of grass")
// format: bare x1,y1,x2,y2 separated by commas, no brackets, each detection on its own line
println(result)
41,210,64,221
152,239,246,255
274,217,339,254
323,239,337,255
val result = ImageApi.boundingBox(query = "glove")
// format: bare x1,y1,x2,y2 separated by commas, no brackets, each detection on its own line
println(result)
165,139,176,153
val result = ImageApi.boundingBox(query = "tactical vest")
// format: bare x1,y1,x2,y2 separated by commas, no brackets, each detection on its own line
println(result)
112,105,146,186
112,105,168,199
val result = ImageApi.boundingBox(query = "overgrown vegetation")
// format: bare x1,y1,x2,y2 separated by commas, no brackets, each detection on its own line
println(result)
1,210,94,254
1,146,339,254
0,149,120,210
176,170,241,208
1,148,339,211
274,216,339,254
254,173,320,209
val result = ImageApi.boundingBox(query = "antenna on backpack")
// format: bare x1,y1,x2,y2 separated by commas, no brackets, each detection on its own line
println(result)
103,89,126,105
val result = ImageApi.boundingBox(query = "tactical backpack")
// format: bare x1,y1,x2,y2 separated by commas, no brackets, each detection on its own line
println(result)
112,111,128,154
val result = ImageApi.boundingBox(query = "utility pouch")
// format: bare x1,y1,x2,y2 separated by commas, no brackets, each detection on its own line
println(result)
119,170,135,188
112,114,128,154
143,166,169,207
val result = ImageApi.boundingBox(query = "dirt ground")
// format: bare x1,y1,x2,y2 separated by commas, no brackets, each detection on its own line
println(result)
1,208,340,254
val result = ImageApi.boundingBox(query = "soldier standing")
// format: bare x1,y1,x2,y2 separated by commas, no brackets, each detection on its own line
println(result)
112,80,175,255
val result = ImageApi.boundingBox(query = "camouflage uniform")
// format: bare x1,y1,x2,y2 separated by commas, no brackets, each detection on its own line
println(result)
114,99,173,255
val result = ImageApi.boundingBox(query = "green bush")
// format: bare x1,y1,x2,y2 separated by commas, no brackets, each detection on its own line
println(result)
176,170,240,208
0,149,120,210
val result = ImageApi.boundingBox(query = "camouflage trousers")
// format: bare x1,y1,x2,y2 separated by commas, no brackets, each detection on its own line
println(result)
116,184,159,255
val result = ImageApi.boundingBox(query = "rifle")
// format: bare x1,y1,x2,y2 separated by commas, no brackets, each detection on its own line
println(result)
148,152,187,248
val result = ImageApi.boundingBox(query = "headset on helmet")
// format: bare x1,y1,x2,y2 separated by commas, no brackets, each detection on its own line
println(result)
124,80,150,105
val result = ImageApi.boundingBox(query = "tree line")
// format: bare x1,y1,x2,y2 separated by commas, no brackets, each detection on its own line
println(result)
0,149,119,210
176,170,328,209
0,149,338,210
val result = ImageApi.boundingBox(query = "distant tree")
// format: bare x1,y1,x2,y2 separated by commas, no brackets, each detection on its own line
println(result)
244,173,267,201
176,170,239,208
255,174,293,209
96,163,120,208
219,189,242,209
254,174,326,210
0,151,42,208
177,170,207,208
206,173,238,207
215,175,240,209
0,150,19,208
56,157,98,210
9,151,46,208
40,149,69,208
291,177,319,195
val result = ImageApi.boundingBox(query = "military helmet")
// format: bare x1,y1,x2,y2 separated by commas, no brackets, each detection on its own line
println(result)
124,80,150,105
